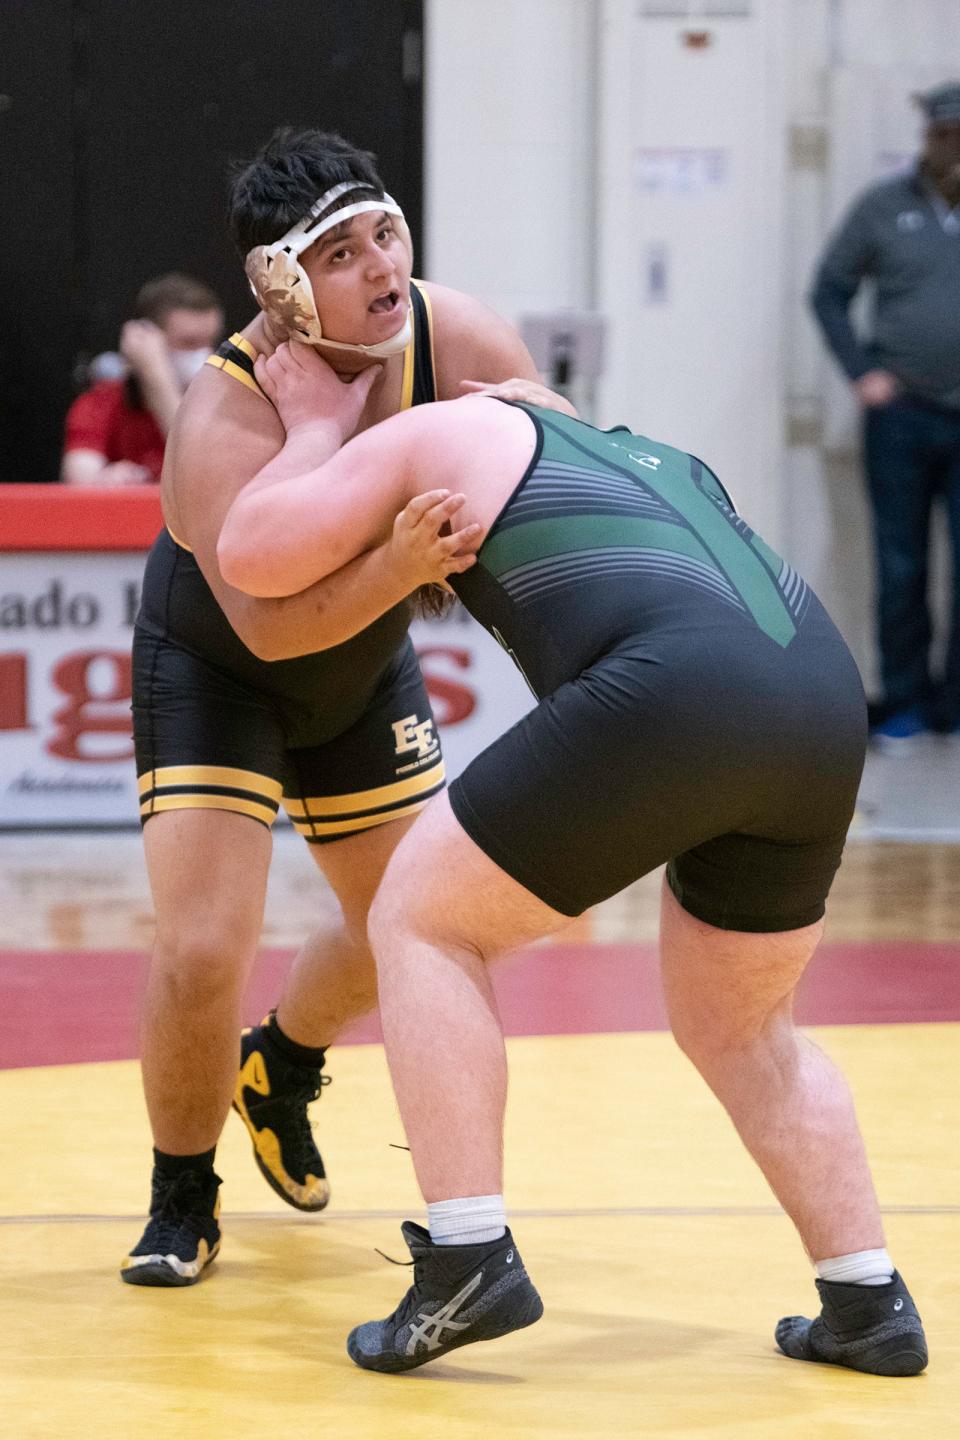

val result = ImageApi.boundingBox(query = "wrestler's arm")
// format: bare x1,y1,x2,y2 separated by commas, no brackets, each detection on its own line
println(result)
217,406,439,596
218,342,489,598
226,488,478,648
165,379,413,661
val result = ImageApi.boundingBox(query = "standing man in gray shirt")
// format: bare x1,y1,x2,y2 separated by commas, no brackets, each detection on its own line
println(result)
811,81,960,740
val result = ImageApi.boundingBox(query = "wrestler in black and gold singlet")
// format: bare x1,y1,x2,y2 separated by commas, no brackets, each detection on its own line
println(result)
132,282,445,842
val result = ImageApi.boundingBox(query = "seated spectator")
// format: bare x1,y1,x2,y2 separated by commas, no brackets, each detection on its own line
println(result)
61,273,224,485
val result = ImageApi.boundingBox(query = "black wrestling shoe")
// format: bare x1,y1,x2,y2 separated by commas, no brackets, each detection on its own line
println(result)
776,1271,928,1376
232,1020,330,1211
120,1167,221,1287
347,1223,543,1373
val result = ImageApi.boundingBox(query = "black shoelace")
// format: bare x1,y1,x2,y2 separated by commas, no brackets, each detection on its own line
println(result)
253,1075,328,1174
144,1170,214,1250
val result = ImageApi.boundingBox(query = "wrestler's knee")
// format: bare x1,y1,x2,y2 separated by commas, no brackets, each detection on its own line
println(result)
149,919,254,1012
670,990,799,1083
367,869,413,960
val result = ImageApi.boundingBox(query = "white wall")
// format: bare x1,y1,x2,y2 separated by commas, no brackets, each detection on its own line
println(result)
595,1,788,545
424,0,596,316
425,0,960,692
426,0,789,542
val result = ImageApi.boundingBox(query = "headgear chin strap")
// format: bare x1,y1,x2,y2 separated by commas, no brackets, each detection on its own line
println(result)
244,181,414,357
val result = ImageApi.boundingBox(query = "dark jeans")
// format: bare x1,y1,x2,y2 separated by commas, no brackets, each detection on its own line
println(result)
864,396,960,727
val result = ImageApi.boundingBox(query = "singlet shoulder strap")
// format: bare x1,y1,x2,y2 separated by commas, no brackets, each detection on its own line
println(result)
207,304,437,409
405,281,437,408
165,524,193,552
205,333,263,396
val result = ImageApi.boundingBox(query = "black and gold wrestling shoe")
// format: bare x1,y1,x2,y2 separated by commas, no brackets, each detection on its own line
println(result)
121,1167,221,1287
232,1020,330,1212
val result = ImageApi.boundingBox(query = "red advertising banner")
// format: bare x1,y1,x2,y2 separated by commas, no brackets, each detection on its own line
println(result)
0,489,533,827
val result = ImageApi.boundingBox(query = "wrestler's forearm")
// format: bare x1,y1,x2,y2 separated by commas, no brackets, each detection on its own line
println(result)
236,545,413,659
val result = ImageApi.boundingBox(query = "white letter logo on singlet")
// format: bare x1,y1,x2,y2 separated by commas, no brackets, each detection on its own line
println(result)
391,714,437,761
608,439,662,471
406,1271,483,1354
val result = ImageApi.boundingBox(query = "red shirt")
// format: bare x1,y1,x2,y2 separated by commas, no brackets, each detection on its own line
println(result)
63,380,166,481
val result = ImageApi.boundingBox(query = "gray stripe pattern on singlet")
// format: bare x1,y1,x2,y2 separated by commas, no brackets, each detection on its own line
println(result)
722,507,810,623
500,547,749,611
778,560,810,618
499,461,675,524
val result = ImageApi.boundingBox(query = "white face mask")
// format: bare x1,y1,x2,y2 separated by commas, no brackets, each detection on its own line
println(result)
170,347,212,389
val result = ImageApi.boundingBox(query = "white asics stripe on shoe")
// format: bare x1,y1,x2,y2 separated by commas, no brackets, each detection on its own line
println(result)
406,1271,483,1354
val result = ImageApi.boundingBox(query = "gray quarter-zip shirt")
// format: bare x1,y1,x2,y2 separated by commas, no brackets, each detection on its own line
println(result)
810,165,960,409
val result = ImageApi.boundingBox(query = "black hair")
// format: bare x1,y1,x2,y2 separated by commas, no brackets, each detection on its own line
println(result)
414,585,457,619
227,128,387,256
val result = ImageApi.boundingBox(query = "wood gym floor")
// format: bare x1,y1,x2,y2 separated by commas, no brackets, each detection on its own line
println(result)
1,754,958,1439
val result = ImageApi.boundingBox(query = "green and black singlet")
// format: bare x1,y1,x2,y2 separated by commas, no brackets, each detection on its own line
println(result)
447,403,867,931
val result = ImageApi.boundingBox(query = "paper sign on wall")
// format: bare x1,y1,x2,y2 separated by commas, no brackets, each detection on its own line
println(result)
633,147,728,196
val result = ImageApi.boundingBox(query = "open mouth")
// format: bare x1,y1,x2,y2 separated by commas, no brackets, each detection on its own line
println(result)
369,289,401,315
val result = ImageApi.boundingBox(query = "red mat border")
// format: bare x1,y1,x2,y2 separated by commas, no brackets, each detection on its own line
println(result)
2,940,958,1070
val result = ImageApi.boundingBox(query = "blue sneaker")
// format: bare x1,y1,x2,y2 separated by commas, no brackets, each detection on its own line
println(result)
347,1223,543,1372
870,707,927,743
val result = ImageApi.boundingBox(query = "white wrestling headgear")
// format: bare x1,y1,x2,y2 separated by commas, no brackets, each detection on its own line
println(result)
244,180,414,357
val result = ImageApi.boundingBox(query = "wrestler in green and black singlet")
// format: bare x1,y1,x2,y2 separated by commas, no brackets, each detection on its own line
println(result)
448,402,867,931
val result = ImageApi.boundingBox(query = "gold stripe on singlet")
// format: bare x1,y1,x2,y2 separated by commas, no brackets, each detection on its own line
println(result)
205,333,262,394
282,759,446,819
399,319,415,410
416,283,437,397
205,283,435,410
137,763,283,827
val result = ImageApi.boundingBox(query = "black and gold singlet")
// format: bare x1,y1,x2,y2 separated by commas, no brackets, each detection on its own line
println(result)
132,281,445,838
141,280,439,718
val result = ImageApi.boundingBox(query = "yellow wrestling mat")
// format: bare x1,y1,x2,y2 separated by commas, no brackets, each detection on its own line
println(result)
0,1026,955,1440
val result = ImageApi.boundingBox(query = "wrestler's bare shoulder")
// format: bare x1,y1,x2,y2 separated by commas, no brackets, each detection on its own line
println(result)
160,347,282,542
417,281,538,394
418,280,505,332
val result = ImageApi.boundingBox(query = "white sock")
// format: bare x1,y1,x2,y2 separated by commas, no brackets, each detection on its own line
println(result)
427,1194,506,1246
815,1248,895,1286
